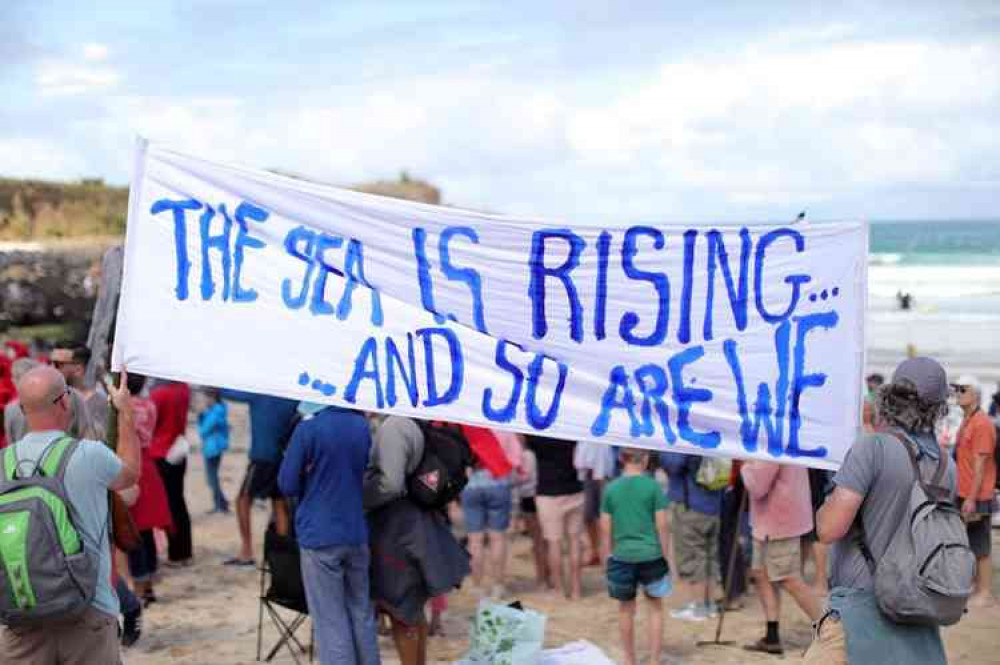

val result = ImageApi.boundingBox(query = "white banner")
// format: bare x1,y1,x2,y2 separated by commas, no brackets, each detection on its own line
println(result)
114,139,867,469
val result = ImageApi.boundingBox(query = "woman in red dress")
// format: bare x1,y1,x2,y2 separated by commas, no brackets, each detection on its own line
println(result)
126,373,174,605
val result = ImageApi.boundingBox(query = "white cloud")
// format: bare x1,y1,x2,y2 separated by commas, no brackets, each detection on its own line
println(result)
35,43,118,96
0,138,87,179
82,43,109,62
559,39,999,208
37,62,119,95
55,32,1000,219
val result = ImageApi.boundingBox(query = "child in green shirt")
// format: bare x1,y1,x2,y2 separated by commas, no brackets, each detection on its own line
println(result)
600,448,672,665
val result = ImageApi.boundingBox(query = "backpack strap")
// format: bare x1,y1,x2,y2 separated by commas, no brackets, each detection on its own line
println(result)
39,437,80,480
3,436,79,481
2,446,16,482
854,430,934,577
890,428,950,500
853,479,877,576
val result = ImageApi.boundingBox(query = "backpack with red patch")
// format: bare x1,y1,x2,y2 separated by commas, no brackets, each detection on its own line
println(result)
406,422,474,510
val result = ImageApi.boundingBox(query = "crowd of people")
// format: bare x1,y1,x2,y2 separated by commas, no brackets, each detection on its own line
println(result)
0,339,996,665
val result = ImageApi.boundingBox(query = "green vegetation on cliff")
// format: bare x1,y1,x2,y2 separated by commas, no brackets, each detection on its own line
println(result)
0,177,128,240
0,171,440,241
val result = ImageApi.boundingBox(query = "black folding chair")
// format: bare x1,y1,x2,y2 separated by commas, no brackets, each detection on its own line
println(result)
256,527,313,664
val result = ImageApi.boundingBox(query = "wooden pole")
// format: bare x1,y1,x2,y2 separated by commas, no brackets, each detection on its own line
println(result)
697,487,748,648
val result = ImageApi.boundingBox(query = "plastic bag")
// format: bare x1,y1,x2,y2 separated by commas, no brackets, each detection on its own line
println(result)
166,435,190,465
695,456,731,490
464,600,546,665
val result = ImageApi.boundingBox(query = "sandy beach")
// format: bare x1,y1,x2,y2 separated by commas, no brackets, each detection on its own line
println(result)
119,403,1000,665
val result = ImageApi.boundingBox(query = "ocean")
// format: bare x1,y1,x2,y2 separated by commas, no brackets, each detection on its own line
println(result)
866,220,1000,382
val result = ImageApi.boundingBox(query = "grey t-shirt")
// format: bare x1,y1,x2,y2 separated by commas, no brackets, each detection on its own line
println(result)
82,390,110,442
11,431,123,617
829,431,956,590
363,416,424,511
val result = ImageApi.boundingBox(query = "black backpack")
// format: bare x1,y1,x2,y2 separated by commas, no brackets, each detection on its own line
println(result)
406,422,473,510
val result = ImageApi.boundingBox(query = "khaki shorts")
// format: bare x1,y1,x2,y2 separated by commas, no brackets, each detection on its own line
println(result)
752,536,802,581
1,606,120,665
671,503,720,582
536,493,585,542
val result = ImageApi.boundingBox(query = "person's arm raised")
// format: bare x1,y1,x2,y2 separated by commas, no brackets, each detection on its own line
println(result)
107,369,140,491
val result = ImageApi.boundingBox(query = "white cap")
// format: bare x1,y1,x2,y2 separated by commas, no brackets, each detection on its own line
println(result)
952,374,982,394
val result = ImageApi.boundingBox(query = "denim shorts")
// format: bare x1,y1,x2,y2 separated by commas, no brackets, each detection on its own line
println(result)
606,556,672,601
461,481,513,533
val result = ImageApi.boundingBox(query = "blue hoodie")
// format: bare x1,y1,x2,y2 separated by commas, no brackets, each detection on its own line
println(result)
660,451,723,516
197,402,229,459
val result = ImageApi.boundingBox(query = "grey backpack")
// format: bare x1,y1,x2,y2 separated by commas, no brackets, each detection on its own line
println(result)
0,436,99,626
857,431,975,626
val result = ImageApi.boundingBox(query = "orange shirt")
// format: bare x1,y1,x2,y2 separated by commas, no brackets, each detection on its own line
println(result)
956,409,997,501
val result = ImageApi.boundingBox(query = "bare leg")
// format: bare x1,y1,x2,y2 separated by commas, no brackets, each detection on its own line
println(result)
236,491,253,560
545,538,564,596
416,619,428,665
527,516,550,588
568,533,583,599
753,567,781,622
648,596,664,665
586,520,601,565
618,600,637,665
390,615,427,665
272,498,290,537
969,556,997,607
488,530,508,590
467,533,485,587
781,575,822,621
428,595,447,636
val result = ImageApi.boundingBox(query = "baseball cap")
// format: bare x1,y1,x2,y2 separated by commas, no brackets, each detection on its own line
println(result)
950,374,981,394
890,357,948,403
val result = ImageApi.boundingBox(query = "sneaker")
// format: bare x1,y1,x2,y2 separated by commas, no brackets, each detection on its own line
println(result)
669,602,708,622
700,601,719,618
122,606,142,647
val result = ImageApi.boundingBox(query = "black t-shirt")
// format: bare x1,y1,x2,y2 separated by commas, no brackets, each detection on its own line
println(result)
526,436,582,496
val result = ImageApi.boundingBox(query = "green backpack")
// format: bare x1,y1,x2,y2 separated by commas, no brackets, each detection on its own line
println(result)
0,436,99,626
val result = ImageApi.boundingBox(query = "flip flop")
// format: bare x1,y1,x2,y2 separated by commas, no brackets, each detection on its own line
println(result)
222,557,256,567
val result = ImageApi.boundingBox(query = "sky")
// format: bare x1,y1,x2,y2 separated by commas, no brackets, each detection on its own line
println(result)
1,0,998,223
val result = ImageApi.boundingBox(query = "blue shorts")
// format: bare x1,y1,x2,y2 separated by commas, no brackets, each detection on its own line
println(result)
461,481,513,533
606,557,672,601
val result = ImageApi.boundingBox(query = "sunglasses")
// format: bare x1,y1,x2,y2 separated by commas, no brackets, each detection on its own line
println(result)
953,386,971,395
51,388,70,405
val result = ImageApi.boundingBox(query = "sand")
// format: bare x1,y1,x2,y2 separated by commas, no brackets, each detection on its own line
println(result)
123,403,1000,665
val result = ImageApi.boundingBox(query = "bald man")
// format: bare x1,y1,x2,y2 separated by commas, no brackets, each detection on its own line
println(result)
4,357,92,447
1,365,140,665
